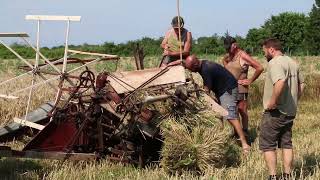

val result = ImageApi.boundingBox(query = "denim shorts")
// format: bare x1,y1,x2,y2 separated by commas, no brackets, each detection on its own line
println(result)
218,87,239,120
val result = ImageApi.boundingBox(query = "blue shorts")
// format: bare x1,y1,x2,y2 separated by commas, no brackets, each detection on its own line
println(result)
218,87,239,120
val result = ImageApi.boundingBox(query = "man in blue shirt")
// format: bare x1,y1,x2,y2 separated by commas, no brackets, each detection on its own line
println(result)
183,54,251,153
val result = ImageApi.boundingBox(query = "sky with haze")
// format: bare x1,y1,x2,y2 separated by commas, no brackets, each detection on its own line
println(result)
1,0,315,47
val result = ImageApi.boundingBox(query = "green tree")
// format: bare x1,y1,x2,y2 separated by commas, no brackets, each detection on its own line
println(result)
264,12,309,54
193,35,224,55
306,0,320,55
245,28,271,55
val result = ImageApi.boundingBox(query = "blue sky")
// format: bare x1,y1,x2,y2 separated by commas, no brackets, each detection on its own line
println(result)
0,0,315,47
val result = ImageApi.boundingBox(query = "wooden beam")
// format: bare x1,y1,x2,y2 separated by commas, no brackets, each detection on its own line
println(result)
25,15,81,21
13,118,44,130
202,94,229,117
68,49,118,58
0,32,29,37
0,94,19,99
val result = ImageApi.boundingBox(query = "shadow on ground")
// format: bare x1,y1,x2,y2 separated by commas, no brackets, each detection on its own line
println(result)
294,153,320,178
0,158,45,180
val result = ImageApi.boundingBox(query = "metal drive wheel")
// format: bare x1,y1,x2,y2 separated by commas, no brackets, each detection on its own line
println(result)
79,70,95,89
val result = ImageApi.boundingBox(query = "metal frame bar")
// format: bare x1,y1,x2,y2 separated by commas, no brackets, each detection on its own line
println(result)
0,33,29,37
62,20,70,73
68,49,118,58
0,13,82,98
25,15,81,22
24,20,41,122
0,53,75,88
11,56,103,95
21,38,61,73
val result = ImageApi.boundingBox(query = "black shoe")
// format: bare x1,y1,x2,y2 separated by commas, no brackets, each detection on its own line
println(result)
280,173,291,180
269,175,277,180
243,129,251,143
243,128,249,134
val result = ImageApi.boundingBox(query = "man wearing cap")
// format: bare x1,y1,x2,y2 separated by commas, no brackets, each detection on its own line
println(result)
160,16,192,66
222,36,264,140
180,54,251,154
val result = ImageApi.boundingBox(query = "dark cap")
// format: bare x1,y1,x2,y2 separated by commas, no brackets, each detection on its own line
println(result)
224,36,236,52
171,16,184,28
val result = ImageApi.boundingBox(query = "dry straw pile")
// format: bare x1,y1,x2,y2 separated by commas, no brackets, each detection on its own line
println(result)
160,111,239,174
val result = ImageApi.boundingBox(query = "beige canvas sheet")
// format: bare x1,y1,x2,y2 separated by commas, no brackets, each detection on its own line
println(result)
107,66,186,94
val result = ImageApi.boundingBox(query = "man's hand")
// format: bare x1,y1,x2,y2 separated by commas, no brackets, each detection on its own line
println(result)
163,50,172,56
266,99,277,110
160,64,167,69
164,44,171,50
266,79,286,110
238,79,252,86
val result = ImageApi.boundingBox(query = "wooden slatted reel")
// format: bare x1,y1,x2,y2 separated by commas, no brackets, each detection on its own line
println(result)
0,15,119,130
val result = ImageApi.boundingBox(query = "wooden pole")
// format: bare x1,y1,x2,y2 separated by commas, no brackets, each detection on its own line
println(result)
35,20,40,68
62,20,70,73
177,0,183,61
24,20,41,121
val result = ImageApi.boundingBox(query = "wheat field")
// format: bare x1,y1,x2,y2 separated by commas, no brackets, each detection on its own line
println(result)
0,56,319,180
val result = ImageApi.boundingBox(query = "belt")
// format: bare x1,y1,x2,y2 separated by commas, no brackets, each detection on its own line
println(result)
264,109,295,119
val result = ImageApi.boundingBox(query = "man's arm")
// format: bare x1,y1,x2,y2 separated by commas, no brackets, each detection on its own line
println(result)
201,72,214,95
298,83,305,100
183,32,192,55
238,52,264,86
167,60,182,66
297,69,305,99
267,79,286,110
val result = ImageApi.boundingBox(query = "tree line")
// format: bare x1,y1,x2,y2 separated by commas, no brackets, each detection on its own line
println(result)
0,0,319,59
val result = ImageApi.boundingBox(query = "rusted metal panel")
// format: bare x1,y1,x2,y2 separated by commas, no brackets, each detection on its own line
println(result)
107,66,186,94
23,117,79,151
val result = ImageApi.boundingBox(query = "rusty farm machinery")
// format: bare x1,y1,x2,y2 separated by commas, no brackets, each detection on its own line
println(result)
0,15,227,166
